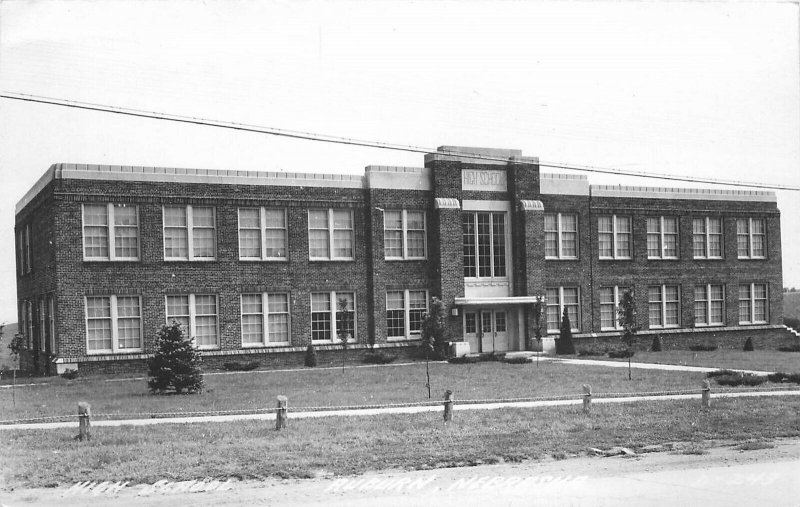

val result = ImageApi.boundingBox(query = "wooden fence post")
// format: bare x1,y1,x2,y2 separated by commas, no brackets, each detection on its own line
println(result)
582,384,592,414
78,402,91,441
276,395,288,430
443,390,454,422
701,380,711,408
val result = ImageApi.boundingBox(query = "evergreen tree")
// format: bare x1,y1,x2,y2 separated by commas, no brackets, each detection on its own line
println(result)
743,337,754,351
305,344,318,367
556,307,576,355
147,322,203,394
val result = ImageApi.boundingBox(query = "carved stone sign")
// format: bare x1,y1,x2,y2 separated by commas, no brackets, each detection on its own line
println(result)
462,169,507,192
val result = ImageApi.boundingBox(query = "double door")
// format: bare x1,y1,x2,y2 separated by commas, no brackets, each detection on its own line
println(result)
465,309,507,353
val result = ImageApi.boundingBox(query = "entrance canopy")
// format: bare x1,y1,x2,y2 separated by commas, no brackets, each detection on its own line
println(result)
454,296,543,306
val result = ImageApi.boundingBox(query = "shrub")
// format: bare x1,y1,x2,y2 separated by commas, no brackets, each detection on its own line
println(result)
713,373,766,387
555,308,576,355
608,349,634,359
147,322,203,395
60,369,79,380
578,347,606,357
743,337,754,352
222,361,260,371
766,372,800,384
689,344,718,352
362,351,397,364
448,355,480,364
479,352,505,362
503,355,532,364
778,344,800,352
650,335,663,352
706,369,740,378
304,344,318,367
784,317,800,329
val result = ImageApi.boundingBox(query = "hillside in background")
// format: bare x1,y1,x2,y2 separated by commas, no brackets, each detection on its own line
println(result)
785,292,800,321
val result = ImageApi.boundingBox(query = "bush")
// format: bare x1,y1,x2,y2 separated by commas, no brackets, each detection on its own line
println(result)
555,308,576,355
767,372,800,384
650,335,663,352
689,344,718,352
743,337,754,352
503,355,532,364
147,322,203,395
304,344,318,367
222,361,260,371
706,369,740,378
60,369,79,380
608,349,634,359
577,347,606,357
713,373,767,387
479,352,505,362
448,355,480,364
784,317,800,329
362,351,397,364
778,344,800,352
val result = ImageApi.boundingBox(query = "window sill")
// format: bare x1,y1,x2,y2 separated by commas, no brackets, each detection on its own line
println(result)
693,257,724,261
646,257,680,261
384,258,428,262
243,342,290,348
164,258,218,262
83,258,141,263
694,323,724,328
545,257,579,261
648,325,680,330
599,257,632,261
309,258,355,263
737,257,766,261
239,258,288,262
738,322,768,326
86,350,143,356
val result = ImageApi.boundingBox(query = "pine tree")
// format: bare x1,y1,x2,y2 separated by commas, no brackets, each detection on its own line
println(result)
743,337,754,351
305,344,318,367
556,307,576,355
147,322,203,394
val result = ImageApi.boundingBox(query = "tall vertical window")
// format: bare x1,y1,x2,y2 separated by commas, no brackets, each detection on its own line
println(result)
737,218,766,259
739,283,768,324
598,216,632,259
166,294,218,348
386,290,428,340
82,204,140,261
48,296,56,354
545,287,580,333
85,295,142,353
544,213,578,259
238,208,288,260
308,209,354,260
462,212,507,278
646,217,678,259
163,206,216,260
694,284,725,326
16,229,25,275
692,217,722,259
384,210,426,260
599,286,630,330
18,224,32,274
648,285,680,328
311,291,356,342
240,293,290,345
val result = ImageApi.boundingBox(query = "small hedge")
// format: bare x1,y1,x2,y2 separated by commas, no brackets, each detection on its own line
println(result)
504,355,532,364
608,349,634,359
577,347,607,357
222,361,260,371
778,344,800,352
766,372,800,384
689,344,718,352
60,369,79,380
713,373,767,387
448,355,481,364
706,369,739,378
362,351,398,364
650,335,663,352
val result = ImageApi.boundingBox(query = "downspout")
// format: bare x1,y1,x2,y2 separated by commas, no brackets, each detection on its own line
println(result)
588,186,595,334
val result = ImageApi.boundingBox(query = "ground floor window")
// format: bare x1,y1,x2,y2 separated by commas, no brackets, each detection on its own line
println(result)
166,294,218,348
311,291,355,343
648,285,680,328
386,290,428,340
739,283,767,324
546,287,580,333
241,293,290,346
85,295,142,353
599,286,629,330
694,284,725,326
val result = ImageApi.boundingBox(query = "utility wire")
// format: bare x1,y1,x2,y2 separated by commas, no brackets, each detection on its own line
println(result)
2,91,797,191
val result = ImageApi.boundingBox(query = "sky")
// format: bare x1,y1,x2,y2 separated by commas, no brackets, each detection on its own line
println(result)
0,0,798,325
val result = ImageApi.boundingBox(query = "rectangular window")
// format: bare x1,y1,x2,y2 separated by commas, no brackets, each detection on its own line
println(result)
739,283,768,324
545,287,580,333
545,213,578,259
462,212,507,278
85,295,142,353
599,286,630,330
19,224,32,274
166,294,218,348
648,285,680,328
309,209,354,260
83,203,140,261
241,293,290,346
48,296,56,353
386,289,429,340
646,216,678,259
694,284,725,326
737,218,766,259
384,210,427,260
598,215,631,259
163,206,216,260
693,217,722,259
311,291,356,342
238,208,288,260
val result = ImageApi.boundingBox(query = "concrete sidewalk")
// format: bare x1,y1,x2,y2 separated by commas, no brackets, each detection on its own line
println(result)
547,357,773,375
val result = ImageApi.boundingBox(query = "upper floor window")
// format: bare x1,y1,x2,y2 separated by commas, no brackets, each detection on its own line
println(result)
83,204,140,261
598,216,631,259
85,295,142,353
308,209,354,260
739,283,767,325
384,210,426,260
694,284,724,327
386,289,428,340
737,218,766,259
241,293,290,346
311,291,355,343
545,213,578,259
238,208,287,260
599,286,629,330
163,206,216,261
166,294,218,348
462,211,507,278
692,217,722,259
648,285,680,328
545,287,580,333
647,216,678,259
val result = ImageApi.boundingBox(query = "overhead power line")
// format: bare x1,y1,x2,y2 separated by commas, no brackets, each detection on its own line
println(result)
1,91,797,191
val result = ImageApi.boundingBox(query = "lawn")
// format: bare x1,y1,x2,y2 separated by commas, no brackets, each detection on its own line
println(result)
583,350,800,373
2,396,800,488
0,361,714,423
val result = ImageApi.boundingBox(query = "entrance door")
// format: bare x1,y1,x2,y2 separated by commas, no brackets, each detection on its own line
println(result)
465,309,507,353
